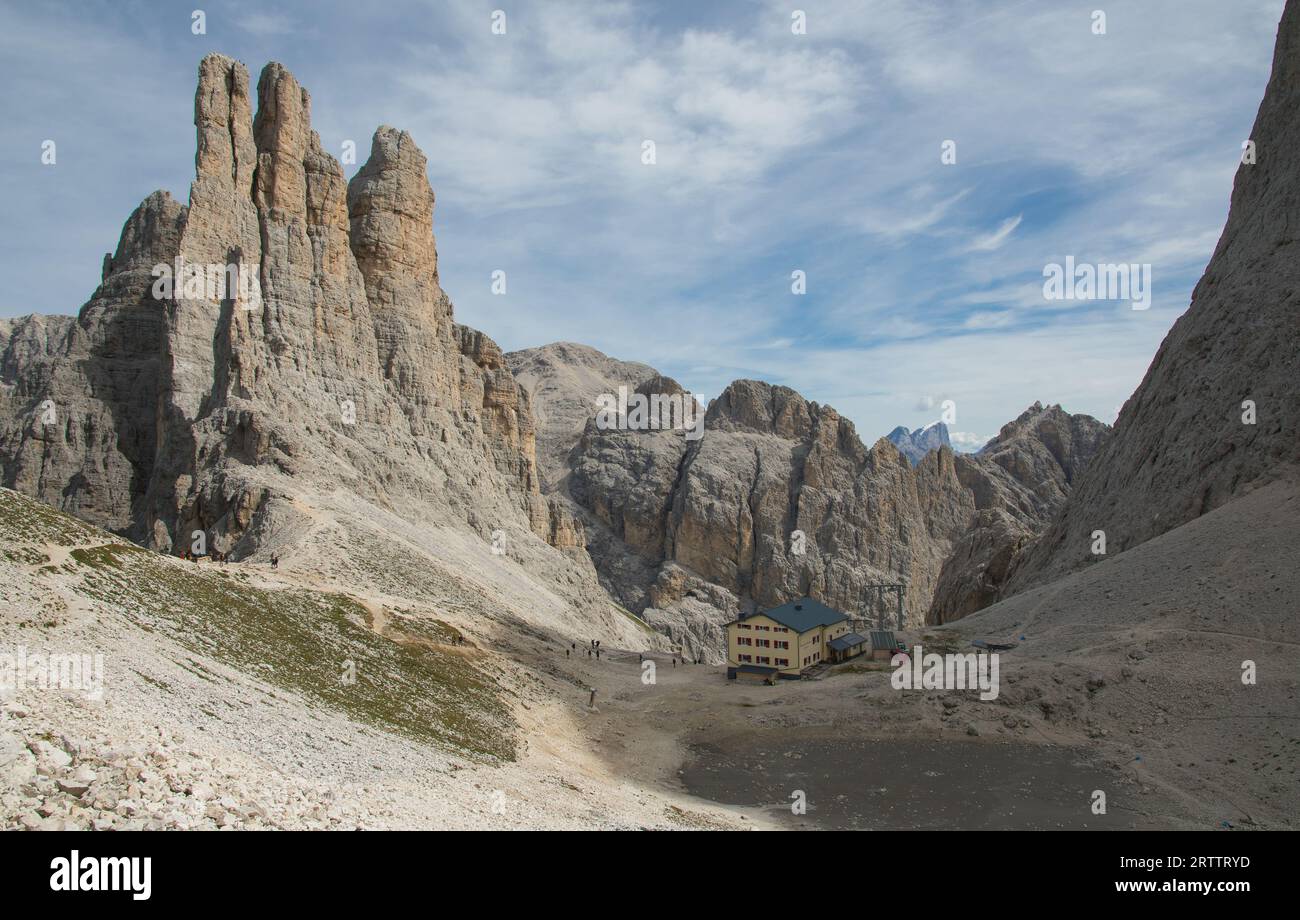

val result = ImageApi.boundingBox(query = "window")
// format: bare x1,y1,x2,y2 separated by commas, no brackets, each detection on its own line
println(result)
738,624,750,630
775,658,789,667
737,637,752,646
757,656,771,665
776,641,789,650
739,654,752,663
757,639,770,648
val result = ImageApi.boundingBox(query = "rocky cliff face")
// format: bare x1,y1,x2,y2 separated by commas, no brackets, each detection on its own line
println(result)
1006,4,1300,591
0,192,179,535
510,344,1112,658
927,403,1109,623
886,422,951,466
666,380,974,627
506,342,659,492
0,54,638,644
510,346,991,661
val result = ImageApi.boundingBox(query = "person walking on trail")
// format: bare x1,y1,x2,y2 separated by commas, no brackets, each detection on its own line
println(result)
596,649,601,660
271,554,279,569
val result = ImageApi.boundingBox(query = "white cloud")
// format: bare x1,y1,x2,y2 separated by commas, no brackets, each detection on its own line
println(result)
966,214,1023,253
236,12,295,37
388,4,863,210
963,311,1013,329
851,188,972,242
950,431,990,450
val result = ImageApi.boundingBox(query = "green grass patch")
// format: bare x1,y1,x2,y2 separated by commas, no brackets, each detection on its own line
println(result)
70,543,145,570
2,488,515,761
76,559,516,760
612,602,657,634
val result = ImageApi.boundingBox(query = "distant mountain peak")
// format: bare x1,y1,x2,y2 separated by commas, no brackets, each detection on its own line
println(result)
886,421,951,465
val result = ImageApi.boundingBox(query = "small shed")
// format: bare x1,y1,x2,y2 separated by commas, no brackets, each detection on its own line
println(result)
827,632,869,663
870,629,900,661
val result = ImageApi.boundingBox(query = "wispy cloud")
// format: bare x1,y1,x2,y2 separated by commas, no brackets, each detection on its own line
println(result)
966,214,1023,252
236,13,296,37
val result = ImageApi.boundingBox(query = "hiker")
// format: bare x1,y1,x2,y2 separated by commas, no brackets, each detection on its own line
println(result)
566,649,570,658
271,554,279,569
596,649,601,660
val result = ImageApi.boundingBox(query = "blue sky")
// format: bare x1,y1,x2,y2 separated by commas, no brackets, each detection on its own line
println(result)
0,0,1286,447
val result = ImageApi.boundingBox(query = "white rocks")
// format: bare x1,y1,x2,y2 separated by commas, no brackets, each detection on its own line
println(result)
56,766,96,797
32,741,72,775
0,733,26,768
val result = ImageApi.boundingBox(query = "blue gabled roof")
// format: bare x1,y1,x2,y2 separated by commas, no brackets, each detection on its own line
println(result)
828,632,868,652
751,597,847,633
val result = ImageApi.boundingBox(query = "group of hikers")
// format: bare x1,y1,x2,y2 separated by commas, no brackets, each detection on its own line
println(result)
171,550,280,566
564,639,704,668
175,549,229,563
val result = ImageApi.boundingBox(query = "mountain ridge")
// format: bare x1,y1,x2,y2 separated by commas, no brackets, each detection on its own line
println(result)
508,341,1108,658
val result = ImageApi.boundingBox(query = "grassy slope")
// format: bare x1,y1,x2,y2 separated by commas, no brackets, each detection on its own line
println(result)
0,488,516,761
